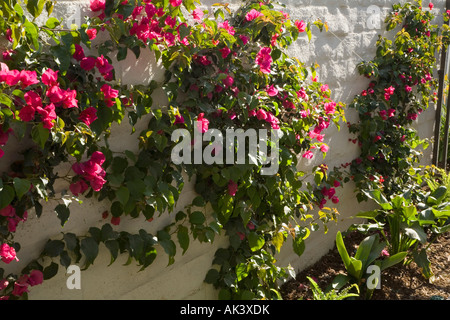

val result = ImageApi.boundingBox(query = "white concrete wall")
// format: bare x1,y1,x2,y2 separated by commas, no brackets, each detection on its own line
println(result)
1,0,443,299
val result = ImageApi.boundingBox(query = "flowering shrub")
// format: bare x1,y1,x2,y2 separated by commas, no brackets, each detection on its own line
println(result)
338,1,450,288
346,1,450,200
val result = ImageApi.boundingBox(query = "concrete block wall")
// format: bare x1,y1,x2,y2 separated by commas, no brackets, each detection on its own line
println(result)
1,0,444,299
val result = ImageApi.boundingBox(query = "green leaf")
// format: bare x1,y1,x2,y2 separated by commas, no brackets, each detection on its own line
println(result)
80,237,99,267
128,234,144,259
336,231,351,270
293,237,305,257
355,210,380,220
413,249,433,279
248,232,265,252
204,269,220,284
157,230,176,265
54,203,71,226
43,262,59,280
105,239,119,266
404,222,427,244
189,211,206,225
0,185,15,210
26,0,46,18
379,251,407,271
44,240,65,257
116,186,130,206
177,225,189,255
31,123,49,149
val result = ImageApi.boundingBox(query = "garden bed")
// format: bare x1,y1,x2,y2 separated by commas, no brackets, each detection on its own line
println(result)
280,231,450,300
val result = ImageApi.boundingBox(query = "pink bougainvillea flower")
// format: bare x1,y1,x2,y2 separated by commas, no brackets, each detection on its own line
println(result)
219,46,231,59
19,70,39,88
1,69,20,86
90,175,107,192
297,88,308,100
238,34,249,45
302,150,314,159
145,3,157,18
80,56,96,71
96,55,114,76
256,109,267,121
101,84,119,101
27,270,44,287
79,107,98,126
245,9,264,21
70,179,89,196
429,3,434,10
222,74,234,88
0,243,19,264
295,20,306,32
0,205,15,218
2,49,14,61
384,86,395,101
320,144,329,153
62,89,78,109
45,85,65,104
161,32,174,46
266,85,278,97
19,106,35,122
5,29,12,42
111,216,121,226
192,8,204,21
86,28,97,40
174,114,185,125
91,151,106,166
71,151,106,192
100,83,119,107
218,20,235,35
37,103,57,129
196,113,209,133
165,15,177,28
170,0,182,7
248,108,257,117
11,275,29,296
41,68,59,86
73,44,85,61
25,90,42,109
228,180,238,196
271,33,279,46
0,126,12,147
405,85,412,92
320,84,329,92
283,99,295,109
0,279,8,291
331,196,339,204
90,0,105,12
256,47,272,74
195,55,211,66
324,101,336,114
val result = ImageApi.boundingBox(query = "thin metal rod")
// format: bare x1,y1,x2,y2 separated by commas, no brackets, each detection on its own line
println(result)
442,75,450,169
433,47,447,166
433,0,450,168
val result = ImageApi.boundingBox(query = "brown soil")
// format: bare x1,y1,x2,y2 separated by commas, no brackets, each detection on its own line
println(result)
280,231,450,300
